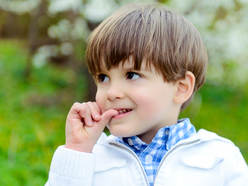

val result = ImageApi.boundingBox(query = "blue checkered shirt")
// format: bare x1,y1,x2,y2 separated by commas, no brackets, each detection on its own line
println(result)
117,118,196,186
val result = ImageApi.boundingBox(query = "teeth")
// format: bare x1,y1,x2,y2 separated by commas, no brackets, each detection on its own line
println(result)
118,109,130,114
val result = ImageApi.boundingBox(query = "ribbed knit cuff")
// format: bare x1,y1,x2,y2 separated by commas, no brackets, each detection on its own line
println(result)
50,146,95,180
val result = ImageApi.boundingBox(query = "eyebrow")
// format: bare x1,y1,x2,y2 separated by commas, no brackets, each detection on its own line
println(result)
100,64,137,72
122,66,136,71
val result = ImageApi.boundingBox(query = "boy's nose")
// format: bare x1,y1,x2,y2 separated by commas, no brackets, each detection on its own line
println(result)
107,83,125,101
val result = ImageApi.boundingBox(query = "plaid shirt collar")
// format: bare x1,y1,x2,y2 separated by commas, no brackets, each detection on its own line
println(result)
117,118,196,152
116,118,196,186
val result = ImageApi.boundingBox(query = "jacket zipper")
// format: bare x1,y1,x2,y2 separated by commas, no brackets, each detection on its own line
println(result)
154,139,201,184
109,142,150,186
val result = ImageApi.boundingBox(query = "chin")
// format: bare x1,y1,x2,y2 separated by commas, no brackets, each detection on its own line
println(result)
108,126,135,138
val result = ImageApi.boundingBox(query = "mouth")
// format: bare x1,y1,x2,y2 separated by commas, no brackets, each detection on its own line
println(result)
117,109,132,115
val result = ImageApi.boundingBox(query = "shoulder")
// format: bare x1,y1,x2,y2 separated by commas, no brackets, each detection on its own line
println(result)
194,129,248,183
195,129,234,143
176,129,246,169
193,129,238,151
195,129,236,147
186,129,245,164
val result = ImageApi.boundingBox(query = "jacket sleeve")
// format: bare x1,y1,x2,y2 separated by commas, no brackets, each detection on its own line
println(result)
226,149,248,186
45,146,95,186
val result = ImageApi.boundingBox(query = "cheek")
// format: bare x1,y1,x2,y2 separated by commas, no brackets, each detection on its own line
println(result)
134,92,160,113
140,101,161,116
95,90,100,102
134,90,168,115
95,90,104,108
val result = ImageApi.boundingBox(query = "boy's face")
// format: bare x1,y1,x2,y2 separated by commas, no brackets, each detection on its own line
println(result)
95,59,180,143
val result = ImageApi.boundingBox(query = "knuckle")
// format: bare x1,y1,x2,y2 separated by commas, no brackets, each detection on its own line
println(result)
73,102,81,107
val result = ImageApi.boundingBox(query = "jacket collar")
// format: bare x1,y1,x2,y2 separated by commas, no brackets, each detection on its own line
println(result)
104,129,234,147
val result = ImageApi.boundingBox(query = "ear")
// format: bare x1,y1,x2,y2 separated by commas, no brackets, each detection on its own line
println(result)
173,71,195,105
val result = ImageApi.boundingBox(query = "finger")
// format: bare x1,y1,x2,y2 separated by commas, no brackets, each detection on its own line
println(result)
87,102,101,121
67,102,85,120
79,103,93,127
98,109,119,128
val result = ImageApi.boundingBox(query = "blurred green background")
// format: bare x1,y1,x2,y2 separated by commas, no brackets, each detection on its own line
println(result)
0,0,248,185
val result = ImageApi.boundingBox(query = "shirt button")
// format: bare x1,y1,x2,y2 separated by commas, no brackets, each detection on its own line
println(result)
128,138,134,146
145,155,153,163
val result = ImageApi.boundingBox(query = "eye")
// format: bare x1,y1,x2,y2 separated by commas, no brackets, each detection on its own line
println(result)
97,74,109,83
126,72,141,80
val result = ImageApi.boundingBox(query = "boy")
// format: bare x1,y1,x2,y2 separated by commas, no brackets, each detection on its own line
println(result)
46,3,248,186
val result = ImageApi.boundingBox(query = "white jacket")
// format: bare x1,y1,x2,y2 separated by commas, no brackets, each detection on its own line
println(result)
45,129,248,186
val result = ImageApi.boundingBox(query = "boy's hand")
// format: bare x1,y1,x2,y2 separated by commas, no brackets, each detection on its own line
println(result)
65,102,118,153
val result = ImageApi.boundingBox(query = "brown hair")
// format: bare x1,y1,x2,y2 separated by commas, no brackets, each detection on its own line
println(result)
86,3,208,111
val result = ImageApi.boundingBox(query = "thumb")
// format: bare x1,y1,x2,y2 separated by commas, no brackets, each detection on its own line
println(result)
99,109,118,128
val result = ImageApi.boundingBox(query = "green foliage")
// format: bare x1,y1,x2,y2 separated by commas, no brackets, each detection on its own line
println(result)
0,40,87,185
181,84,248,162
0,40,247,185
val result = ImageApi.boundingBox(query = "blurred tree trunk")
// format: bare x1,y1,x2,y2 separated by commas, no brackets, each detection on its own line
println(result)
85,21,101,101
25,0,47,78
86,70,97,102
5,12,15,37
